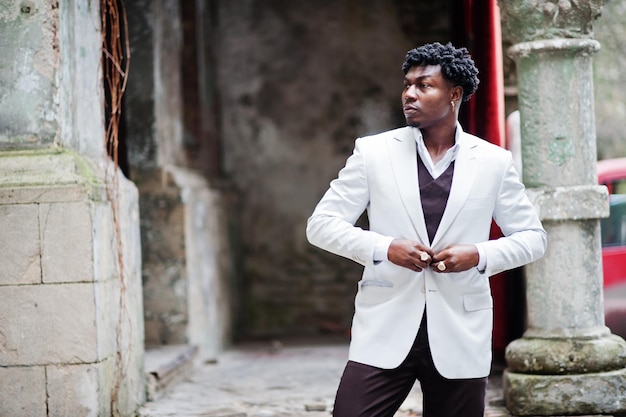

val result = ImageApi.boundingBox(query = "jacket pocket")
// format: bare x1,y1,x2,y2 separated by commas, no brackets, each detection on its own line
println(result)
360,279,393,288
463,291,493,312
356,279,395,306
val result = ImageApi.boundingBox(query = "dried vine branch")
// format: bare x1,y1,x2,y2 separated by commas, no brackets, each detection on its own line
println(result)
103,0,129,167
101,0,131,415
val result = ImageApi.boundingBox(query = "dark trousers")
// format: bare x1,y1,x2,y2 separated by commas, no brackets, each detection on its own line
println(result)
332,316,487,417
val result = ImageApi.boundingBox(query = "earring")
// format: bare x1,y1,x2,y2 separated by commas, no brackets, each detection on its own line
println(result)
451,101,455,113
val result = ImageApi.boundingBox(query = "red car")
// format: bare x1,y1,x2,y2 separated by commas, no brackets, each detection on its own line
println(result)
597,157,626,288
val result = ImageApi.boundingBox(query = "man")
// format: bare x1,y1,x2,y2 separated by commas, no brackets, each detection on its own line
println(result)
306,42,547,417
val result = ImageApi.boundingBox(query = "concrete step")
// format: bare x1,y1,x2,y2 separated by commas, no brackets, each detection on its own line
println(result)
144,344,199,402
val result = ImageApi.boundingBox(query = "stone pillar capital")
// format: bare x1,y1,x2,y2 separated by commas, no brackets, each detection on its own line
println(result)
507,37,600,60
499,0,604,44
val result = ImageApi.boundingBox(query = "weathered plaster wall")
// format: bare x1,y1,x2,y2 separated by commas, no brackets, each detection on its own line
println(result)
125,0,238,360
0,0,104,158
138,169,188,345
124,0,192,351
58,1,106,158
216,0,450,337
125,0,191,351
0,0,59,148
154,1,185,168
124,0,157,169
170,167,238,359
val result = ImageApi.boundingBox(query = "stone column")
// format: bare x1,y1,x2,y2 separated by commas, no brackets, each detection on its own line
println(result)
499,1,626,415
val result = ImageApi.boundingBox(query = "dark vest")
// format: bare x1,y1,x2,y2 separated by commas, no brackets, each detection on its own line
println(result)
417,154,455,244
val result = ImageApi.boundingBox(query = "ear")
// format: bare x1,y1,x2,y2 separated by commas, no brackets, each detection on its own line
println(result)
450,85,463,102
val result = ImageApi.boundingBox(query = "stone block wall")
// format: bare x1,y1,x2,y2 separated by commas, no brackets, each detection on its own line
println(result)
0,1,146,415
0,151,145,416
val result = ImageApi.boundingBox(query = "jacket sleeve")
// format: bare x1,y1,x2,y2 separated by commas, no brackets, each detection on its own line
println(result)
479,155,547,276
306,138,387,266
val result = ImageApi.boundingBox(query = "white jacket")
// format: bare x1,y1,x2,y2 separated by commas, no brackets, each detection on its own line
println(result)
306,125,546,379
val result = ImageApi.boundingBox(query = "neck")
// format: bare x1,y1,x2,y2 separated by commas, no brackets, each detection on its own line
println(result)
422,120,456,146
421,121,457,163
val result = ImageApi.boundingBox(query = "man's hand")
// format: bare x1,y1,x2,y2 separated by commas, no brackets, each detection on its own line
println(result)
431,244,479,273
387,239,434,272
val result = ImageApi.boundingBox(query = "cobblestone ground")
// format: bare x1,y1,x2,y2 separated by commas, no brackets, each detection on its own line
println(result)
138,340,512,417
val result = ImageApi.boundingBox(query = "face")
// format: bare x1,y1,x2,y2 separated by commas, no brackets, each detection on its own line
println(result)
402,65,458,129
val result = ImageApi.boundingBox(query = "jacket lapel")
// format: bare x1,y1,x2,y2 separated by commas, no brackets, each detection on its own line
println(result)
387,127,430,245
431,133,479,248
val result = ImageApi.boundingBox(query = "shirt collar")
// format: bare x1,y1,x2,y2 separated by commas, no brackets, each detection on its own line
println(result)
412,122,462,179
412,122,463,146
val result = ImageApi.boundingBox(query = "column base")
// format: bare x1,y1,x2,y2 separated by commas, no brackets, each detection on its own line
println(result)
506,333,626,374
504,367,626,416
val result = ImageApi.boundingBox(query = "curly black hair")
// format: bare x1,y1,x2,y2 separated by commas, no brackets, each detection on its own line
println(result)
402,42,479,102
